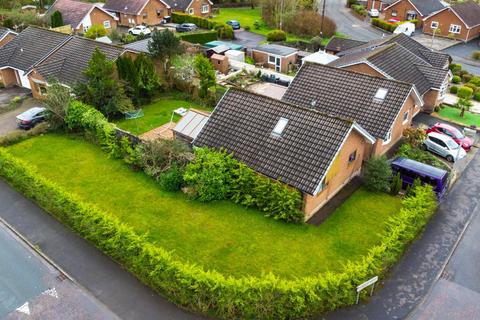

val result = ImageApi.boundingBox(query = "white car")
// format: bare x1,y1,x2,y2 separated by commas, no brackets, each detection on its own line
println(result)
128,25,151,36
368,9,379,17
393,22,415,36
421,132,466,162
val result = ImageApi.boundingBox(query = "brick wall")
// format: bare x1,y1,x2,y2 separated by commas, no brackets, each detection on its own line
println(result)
27,70,47,100
423,8,479,42
187,0,211,17
88,7,118,32
139,0,169,26
384,0,423,26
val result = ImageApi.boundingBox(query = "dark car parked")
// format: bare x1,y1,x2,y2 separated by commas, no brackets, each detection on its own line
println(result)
226,20,241,30
175,23,198,33
16,107,46,129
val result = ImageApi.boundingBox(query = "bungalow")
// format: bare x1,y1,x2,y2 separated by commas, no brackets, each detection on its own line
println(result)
366,0,396,13
324,36,366,55
282,63,423,156
0,27,70,89
164,0,213,16
328,42,449,112
103,0,171,27
251,44,298,73
383,0,446,27
47,0,118,34
0,27,17,47
423,1,480,42
193,88,376,220
27,36,137,99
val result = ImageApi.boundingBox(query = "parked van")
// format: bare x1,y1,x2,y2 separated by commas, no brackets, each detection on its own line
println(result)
393,22,415,36
390,157,449,198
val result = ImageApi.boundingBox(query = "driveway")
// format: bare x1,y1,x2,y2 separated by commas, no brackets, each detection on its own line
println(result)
320,0,383,41
0,87,30,110
412,33,460,51
0,98,39,136
226,30,265,49
443,41,480,75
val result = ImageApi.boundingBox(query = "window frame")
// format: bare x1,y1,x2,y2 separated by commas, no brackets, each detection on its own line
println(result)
103,20,111,29
348,150,357,163
382,129,392,145
449,24,461,34
403,110,409,124
201,4,209,13
391,9,397,17
430,21,439,29
188,8,194,15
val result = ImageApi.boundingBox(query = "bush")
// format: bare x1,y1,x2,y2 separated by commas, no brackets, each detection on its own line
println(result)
363,156,392,192
121,33,137,44
284,10,336,37
351,4,367,16
472,51,480,60
158,165,184,191
0,148,437,319
390,172,402,195
347,0,358,7
452,75,461,84
403,127,426,147
244,25,250,31
468,76,480,87
371,18,396,32
457,86,474,99
396,143,450,171
449,63,462,73
450,85,458,94
0,123,49,147
474,92,480,102
462,73,472,83
214,23,234,39
464,82,477,92
84,24,107,39
178,30,218,44
171,12,217,29
266,29,287,42
253,21,261,29
50,10,63,28
245,56,255,65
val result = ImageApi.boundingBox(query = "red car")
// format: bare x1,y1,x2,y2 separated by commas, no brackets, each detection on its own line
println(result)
426,123,473,151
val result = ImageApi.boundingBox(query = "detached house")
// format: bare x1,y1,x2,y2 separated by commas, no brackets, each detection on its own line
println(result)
383,0,446,27
0,27,70,89
282,63,423,156
366,0,396,13
164,0,213,16
324,36,366,55
47,0,118,34
251,44,298,73
423,1,480,42
0,27,17,47
329,40,450,111
194,89,376,219
103,0,171,26
27,37,136,99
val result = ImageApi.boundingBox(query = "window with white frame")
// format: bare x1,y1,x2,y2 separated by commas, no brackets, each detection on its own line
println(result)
430,21,439,29
439,78,448,98
391,9,397,17
103,20,111,29
202,4,209,13
268,55,276,64
317,179,328,193
348,150,357,163
403,111,409,124
449,24,461,34
383,130,392,145
188,8,194,14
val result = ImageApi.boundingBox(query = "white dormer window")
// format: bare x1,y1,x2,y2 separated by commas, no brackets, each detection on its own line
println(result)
272,117,289,136
374,88,388,101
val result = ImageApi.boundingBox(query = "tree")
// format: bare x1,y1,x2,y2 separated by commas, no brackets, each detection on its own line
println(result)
456,97,473,118
403,127,426,147
171,54,195,82
363,156,392,193
84,24,107,39
74,48,132,118
50,10,64,28
43,79,71,129
194,54,216,98
148,29,184,71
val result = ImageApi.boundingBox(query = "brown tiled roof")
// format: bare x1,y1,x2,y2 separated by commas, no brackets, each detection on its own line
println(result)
164,0,192,11
104,0,149,15
452,1,480,28
325,36,366,53
194,89,361,195
48,0,101,29
33,36,126,85
282,63,415,140
409,0,445,16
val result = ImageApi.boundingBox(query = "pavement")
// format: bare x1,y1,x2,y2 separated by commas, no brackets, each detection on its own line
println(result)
0,180,204,320
0,220,119,320
320,0,384,41
443,41,480,75
323,141,480,320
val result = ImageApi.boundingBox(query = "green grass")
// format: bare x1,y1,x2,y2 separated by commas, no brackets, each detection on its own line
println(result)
7,134,403,278
436,106,480,127
114,94,210,135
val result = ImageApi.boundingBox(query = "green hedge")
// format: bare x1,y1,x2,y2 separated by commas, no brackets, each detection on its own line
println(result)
172,12,217,29
0,147,437,319
178,30,218,44
371,18,396,32
266,29,287,42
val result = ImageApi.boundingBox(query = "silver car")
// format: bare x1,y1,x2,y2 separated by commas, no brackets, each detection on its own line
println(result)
421,132,466,162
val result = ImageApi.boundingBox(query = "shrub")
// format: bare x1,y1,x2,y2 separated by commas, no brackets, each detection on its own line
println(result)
347,0,358,6
267,29,287,42
214,23,234,40
284,10,336,37
462,73,472,83
0,148,437,319
43,79,71,129
0,123,49,147
449,63,462,73
84,24,107,39
171,12,217,29
450,85,458,94
464,82,477,92
245,56,255,65
390,172,402,195
472,51,480,60
363,156,392,192
178,30,218,44
158,165,184,191
371,18,396,32
468,76,480,87
121,34,137,44
474,92,480,102
403,127,426,147
457,86,474,99
451,75,461,84
50,10,63,28
406,178,421,197
351,4,367,16
253,21,261,29
396,143,450,171
244,25,250,31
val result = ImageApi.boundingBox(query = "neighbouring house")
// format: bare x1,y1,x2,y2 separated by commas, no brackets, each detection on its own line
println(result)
47,0,118,34
173,109,210,143
164,0,213,16
366,0,396,12
27,36,137,99
329,42,449,112
0,27,17,47
324,36,366,54
210,53,229,74
251,44,298,73
282,63,423,156
193,88,376,220
423,1,480,42
302,51,338,65
383,0,446,27
0,27,70,89
103,0,171,26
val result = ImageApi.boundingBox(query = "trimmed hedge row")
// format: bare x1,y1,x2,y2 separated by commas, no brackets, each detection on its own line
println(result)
371,18,396,32
0,147,437,319
178,30,218,44
172,12,217,29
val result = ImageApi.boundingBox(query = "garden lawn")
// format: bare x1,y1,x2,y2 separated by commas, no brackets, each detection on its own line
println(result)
114,94,211,135
7,134,402,278
436,105,480,127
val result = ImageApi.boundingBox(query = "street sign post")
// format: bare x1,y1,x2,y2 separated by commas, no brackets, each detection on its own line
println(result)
356,276,378,304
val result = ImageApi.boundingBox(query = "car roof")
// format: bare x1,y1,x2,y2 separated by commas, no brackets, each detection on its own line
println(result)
435,122,457,131
428,131,454,141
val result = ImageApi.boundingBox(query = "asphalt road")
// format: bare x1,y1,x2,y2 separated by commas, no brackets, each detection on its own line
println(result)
319,0,383,41
443,41,480,75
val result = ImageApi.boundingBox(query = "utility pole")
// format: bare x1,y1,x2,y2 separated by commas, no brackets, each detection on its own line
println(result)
320,0,327,38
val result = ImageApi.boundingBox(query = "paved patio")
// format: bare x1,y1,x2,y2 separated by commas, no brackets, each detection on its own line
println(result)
139,122,175,141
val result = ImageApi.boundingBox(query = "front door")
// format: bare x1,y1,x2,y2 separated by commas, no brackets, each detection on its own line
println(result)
275,57,281,72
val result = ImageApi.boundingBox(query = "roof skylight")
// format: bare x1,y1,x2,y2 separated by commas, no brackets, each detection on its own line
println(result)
272,117,289,136
374,88,388,101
